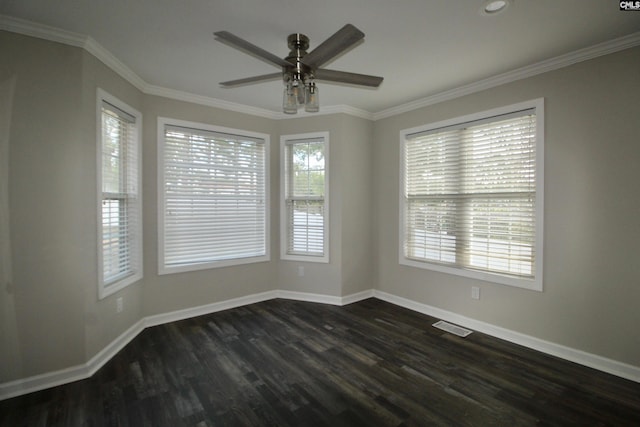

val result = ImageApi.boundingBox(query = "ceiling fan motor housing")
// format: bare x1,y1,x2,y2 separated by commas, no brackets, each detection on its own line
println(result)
284,33,312,82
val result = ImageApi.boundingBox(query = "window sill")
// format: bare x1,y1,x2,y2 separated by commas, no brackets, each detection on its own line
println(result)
159,254,270,275
281,253,329,264
99,272,143,300
399,257,542,291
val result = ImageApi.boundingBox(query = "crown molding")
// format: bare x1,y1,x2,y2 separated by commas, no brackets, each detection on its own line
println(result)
271,104,374,120
0,14,86,47
84,36,147,92
0,14,362,120
3,15,639,122
319,104,374,121
0,14,369,120
0,14,147,92
0,14,281,119
145,84,281,119
145,87,375,120
373,31,640,120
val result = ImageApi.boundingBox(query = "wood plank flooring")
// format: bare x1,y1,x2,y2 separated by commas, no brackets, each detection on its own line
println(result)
1,298,639,426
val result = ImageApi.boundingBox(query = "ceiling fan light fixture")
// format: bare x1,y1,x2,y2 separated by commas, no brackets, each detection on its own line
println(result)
283,82,297,114
481,0,512,15
294,80,306,105
304,82,319,113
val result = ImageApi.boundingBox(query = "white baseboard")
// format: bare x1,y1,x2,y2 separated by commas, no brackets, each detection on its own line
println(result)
0,289,368,400
275,289,374,306
373,290,640,384
0,319,147,401
144,290,278,328
341,289,375,305
0,363,89,402
86,319,146,377
275,290,343,306
2,288,638,401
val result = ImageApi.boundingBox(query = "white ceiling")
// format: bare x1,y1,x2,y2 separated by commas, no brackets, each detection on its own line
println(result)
2,0,639,115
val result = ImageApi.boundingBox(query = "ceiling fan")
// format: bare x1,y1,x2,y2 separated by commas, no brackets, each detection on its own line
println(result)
214,24,383,114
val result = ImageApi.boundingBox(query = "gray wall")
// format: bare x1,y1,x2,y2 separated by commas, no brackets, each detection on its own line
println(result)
372,46,640,366
0,47,19,381
276,114,373,297
1,31,149,380
337,115,373,297
0,31,278,381
3,32,92,379
140,95,279,317
2,28,638,385
80,44,146,362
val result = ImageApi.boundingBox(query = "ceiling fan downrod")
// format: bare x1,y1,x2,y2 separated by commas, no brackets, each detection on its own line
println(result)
284,33,312,83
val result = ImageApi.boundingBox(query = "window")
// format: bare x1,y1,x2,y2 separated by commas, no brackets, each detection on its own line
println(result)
400,99,544,290
158,119,269,274
281,132,329,262
97,89,142,299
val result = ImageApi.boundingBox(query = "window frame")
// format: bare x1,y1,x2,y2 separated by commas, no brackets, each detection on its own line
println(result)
399,99,544,291
96,88,143,299
157,117,270,275
280,132,330,263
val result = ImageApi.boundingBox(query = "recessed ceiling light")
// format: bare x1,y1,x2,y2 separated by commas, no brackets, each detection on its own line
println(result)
480,0,512,16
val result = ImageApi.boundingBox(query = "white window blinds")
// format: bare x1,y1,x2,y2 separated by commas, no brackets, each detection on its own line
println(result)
402,105,542,288
160,122,268,273
282,135,328,260
99,95,142,298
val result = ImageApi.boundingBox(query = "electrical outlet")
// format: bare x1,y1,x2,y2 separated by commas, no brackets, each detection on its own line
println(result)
471,286,480,300
297,266,305,277
116,297,123,313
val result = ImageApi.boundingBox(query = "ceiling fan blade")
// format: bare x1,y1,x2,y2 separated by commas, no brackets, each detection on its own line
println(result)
214,31,291,68
314,69,383,87
302,24,365,69
220,72,282,87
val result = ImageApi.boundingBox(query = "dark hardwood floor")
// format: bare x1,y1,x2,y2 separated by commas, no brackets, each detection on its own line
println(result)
1,298,639,426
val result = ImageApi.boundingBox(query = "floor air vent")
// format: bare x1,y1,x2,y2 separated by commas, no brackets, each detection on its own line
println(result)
432,320,473,337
